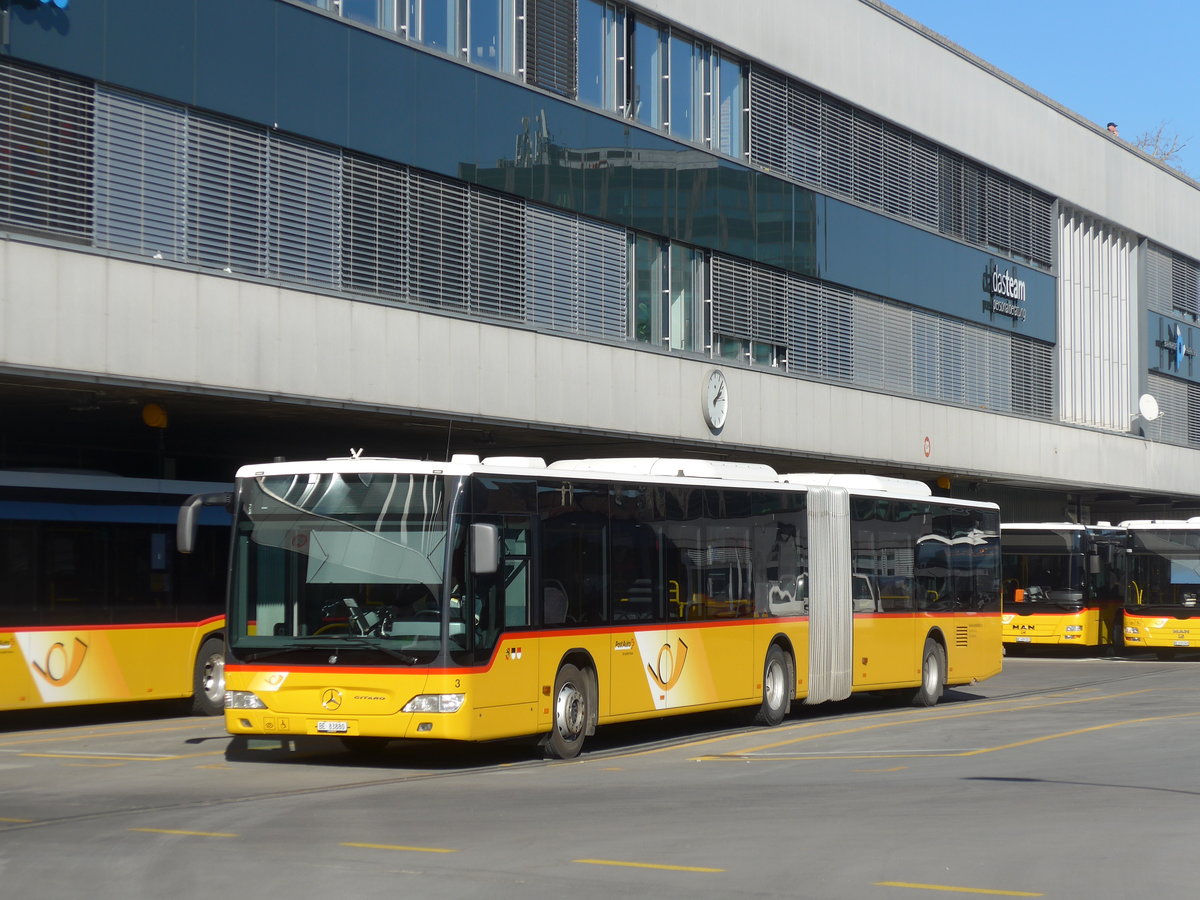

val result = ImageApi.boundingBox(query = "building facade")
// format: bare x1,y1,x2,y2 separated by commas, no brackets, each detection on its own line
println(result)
2,0,1199,520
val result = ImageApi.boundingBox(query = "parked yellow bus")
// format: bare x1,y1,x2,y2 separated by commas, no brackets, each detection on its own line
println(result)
1121,519,1200,658
180,455,1001,758
1,472,230,715
1000,523,1125,652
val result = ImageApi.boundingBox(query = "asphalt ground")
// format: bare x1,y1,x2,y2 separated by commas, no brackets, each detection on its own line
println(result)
2,650,1198,899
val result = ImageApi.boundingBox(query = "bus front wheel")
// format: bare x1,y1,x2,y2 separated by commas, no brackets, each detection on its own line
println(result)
912,637,946,707
753,645,791,726
545,663,589,760
190,636,226,716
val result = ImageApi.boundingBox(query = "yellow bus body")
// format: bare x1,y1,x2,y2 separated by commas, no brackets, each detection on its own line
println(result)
225,611,999,743
1121,611,1200,652
0,616,223,712
1001,606,1116,648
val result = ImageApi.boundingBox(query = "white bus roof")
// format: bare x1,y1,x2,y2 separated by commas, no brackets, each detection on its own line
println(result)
1119,518,1200,528
233,455,992,506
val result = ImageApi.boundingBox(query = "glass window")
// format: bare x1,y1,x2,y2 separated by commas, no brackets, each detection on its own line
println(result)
667,34,696,142
578,0,625,113
414,0,460,54
714,52,744,158
340,0,397,30
468,0,517,73
668,243,705,352
630,233,662,345
631,17,663,129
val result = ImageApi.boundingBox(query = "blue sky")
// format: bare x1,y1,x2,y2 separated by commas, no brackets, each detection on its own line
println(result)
883,1,1199,177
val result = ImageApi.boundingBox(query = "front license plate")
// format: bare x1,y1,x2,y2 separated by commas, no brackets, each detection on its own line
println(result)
1015,636,1031,643
1174,641,1190,647
316,720,349,734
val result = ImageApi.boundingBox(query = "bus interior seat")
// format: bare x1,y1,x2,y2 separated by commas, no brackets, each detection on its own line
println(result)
543,580,568,624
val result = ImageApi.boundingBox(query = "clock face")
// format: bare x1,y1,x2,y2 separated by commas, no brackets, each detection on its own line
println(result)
703,369,728,430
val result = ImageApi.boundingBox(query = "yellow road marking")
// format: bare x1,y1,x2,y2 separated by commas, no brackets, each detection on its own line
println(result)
130,828,238,838
0,722,222,748
722,689,1162,758
575,858,724,873
695,710,1200,762
876,881,1042,896
341,842,457,854
0,817,35,823
959,711,1200,756
19,750,224,762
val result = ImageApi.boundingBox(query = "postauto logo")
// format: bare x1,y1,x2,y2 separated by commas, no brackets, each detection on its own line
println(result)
37,0,70,8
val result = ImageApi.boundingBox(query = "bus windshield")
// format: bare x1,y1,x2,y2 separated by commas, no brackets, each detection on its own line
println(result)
1128,529,1200,610
229,471,453,663
1001,529,1086,604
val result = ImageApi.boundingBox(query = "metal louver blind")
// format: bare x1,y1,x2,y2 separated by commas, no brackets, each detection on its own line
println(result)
526,204,579,331
268,133,339,288
1143,243,1173,315
187,114,268,276
1145,373,1187,446
711,254,754,337
746,66,790,176
470,188,525,321
850,109,883,209
0,60,93,240
342,155,408,300
95,87,186,261
525,204,624,337
410,171,469,310
1171,253,1200,317
1010,336,1053,419
577,216,627,339
526,0,577,98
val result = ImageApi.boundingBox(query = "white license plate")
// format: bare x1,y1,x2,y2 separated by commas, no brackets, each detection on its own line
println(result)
1174,641,1190,647
316,720,349,734
1015,636,1032,643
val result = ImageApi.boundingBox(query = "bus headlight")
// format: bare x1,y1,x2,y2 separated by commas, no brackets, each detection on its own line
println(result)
403,694,465,713
1064,625,1082,632
225,690,268,710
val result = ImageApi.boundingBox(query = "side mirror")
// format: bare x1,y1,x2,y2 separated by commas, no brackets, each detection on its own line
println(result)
177,491,234,553
470,523,501,575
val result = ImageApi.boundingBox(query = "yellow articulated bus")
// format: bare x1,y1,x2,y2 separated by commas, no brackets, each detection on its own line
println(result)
1000,523,1126,652
0,472,231,715
1121,518,1200,659
179,455,1002,759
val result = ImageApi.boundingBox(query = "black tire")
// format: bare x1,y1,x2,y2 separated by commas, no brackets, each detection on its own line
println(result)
753,645,791,726
912,637,946,707
190,636,225,716
545,663,590,759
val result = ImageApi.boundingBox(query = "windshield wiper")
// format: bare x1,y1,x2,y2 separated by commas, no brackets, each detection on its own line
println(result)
332,637,420,665
237,639,418,665
238,642,332,662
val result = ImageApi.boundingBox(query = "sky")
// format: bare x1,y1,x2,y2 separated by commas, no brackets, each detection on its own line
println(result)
883,0,1200,177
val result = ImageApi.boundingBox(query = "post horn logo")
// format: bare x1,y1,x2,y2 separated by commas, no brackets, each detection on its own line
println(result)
321,688,343,710
31,637,88,687
647,638,689,691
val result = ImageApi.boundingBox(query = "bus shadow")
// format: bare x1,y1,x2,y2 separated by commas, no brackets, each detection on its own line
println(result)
218,690,992,769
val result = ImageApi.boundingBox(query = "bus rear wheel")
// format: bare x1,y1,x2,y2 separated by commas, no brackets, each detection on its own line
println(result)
190,636,226,716
912,637,946,707
545,663,589,759
753,645,791,726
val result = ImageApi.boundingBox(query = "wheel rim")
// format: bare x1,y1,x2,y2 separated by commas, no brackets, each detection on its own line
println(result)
201,653,225,706
764,658,786,710
554,680,586,742
923,650,939,694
